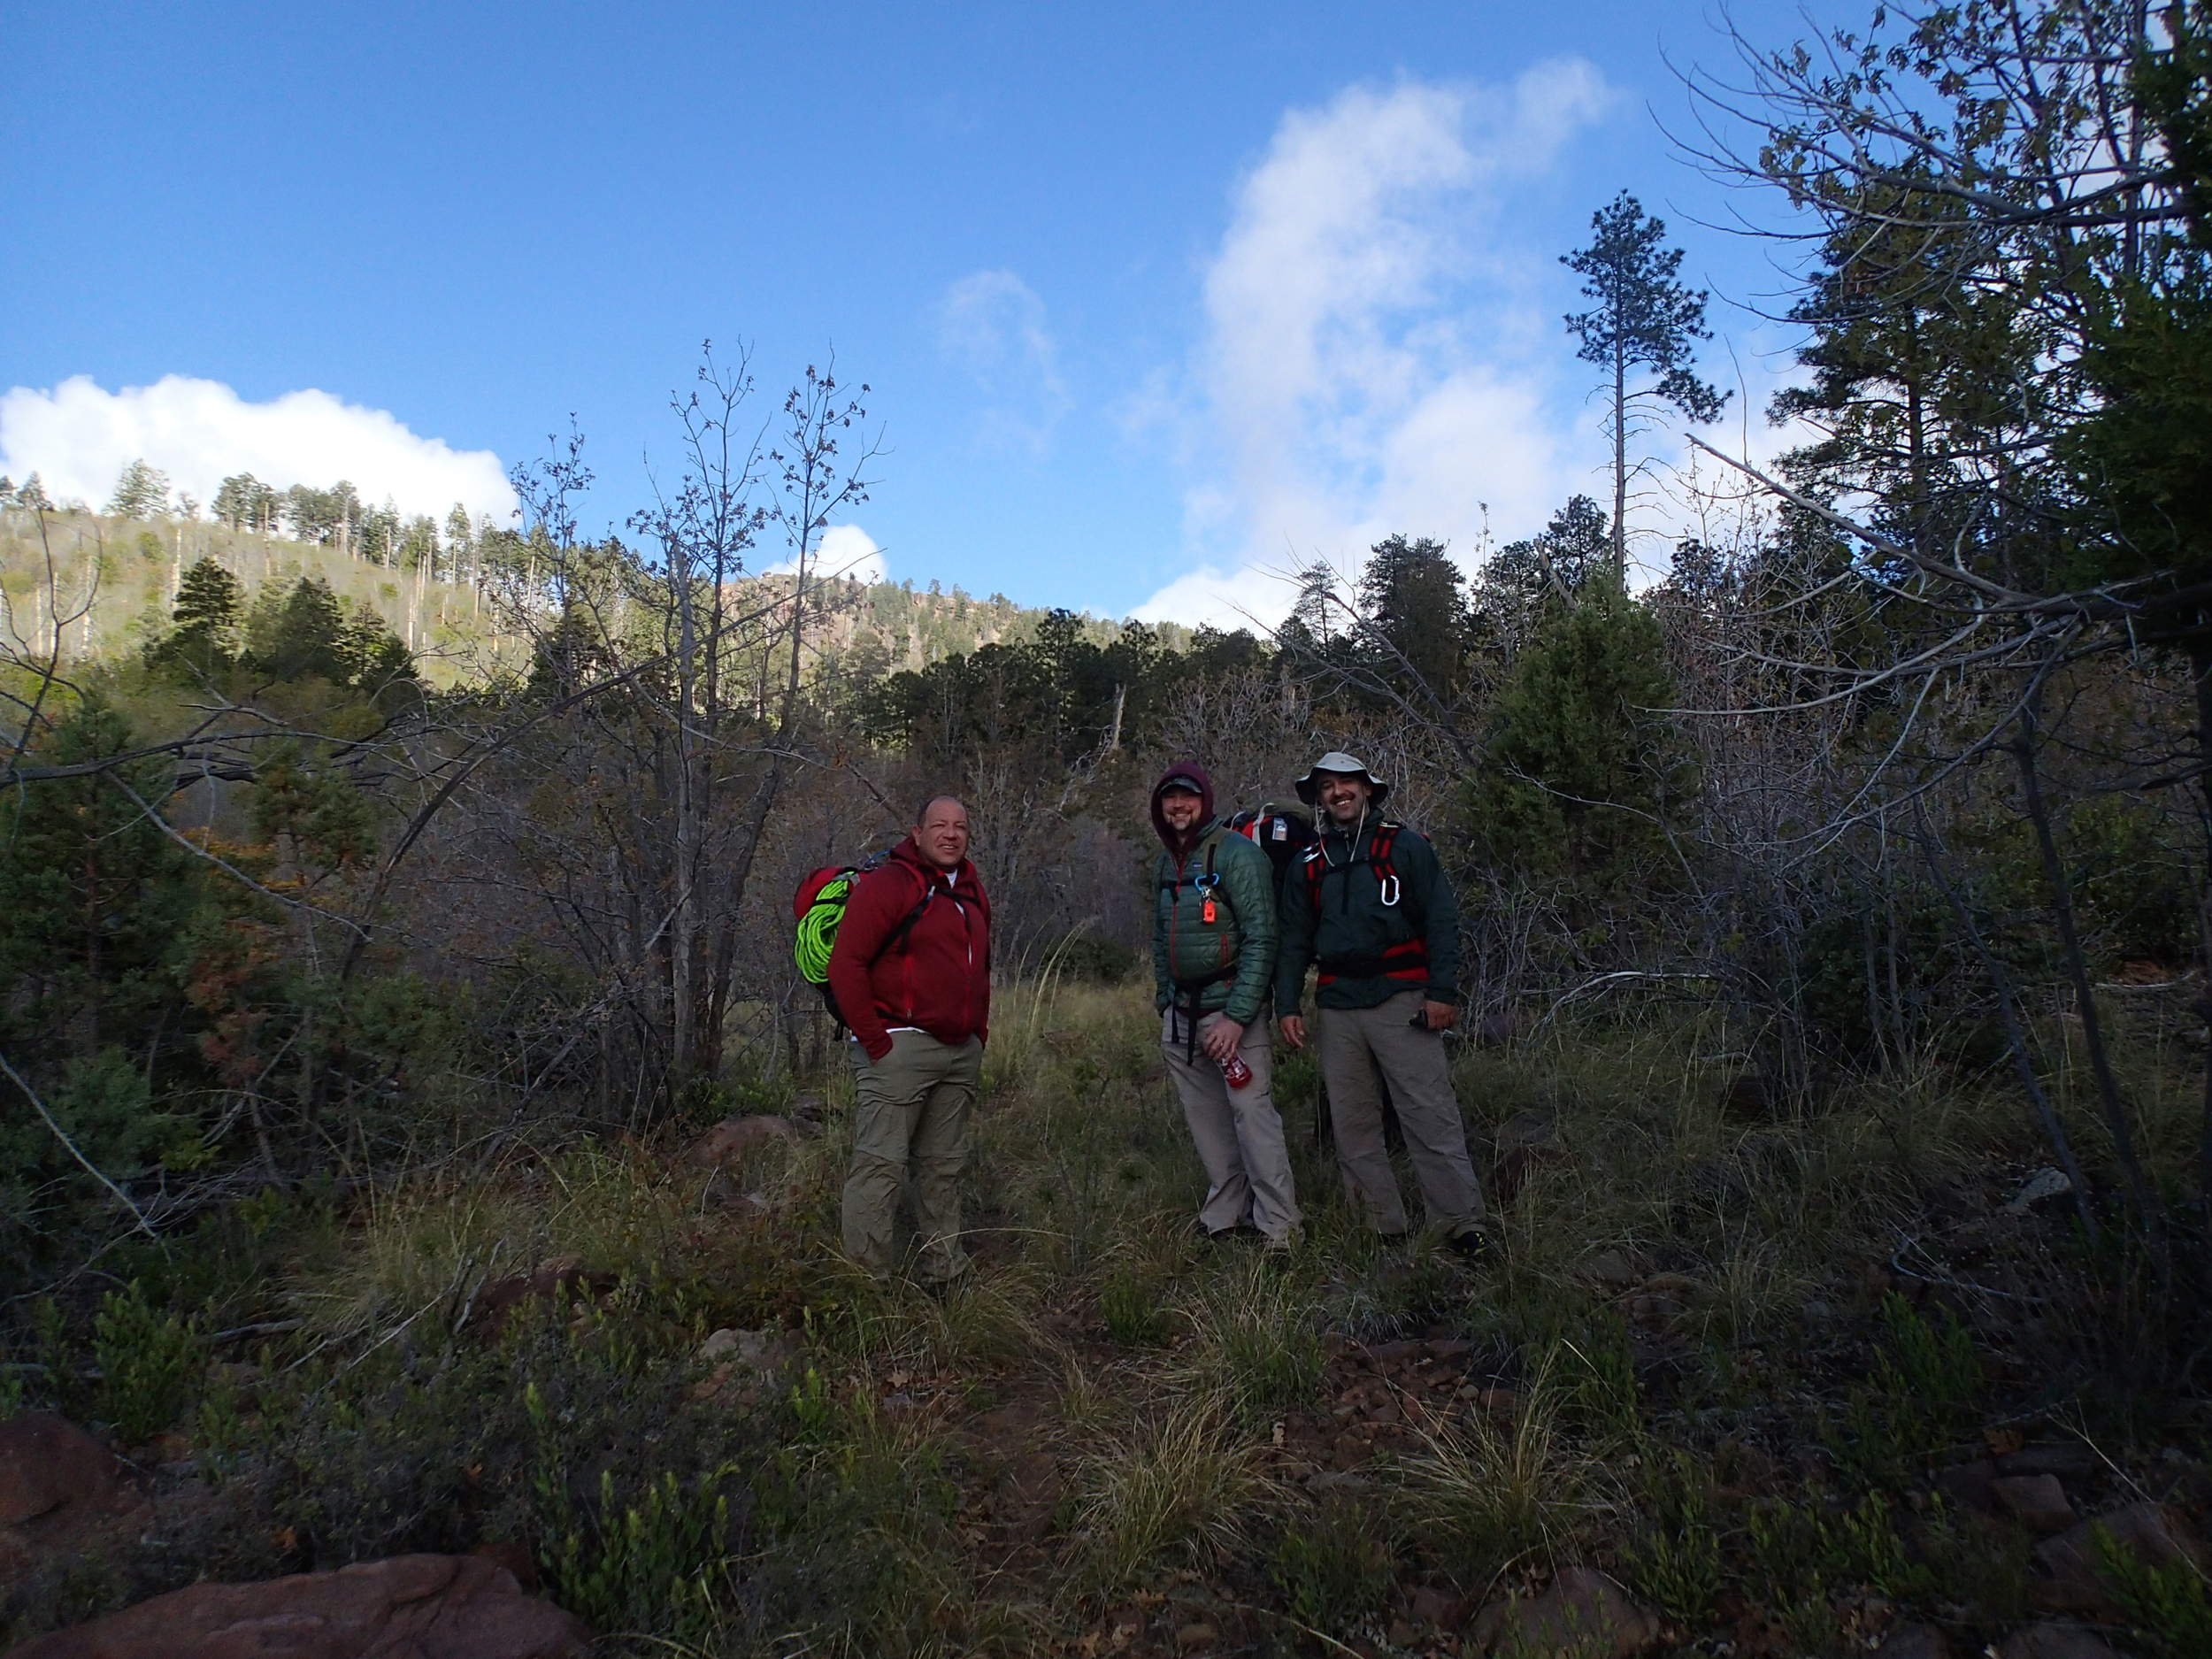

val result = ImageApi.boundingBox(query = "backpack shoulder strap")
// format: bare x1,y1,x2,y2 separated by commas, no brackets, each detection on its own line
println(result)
867,863,937,966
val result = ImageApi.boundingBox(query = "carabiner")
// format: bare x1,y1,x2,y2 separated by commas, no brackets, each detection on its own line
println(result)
1378,874,1401,908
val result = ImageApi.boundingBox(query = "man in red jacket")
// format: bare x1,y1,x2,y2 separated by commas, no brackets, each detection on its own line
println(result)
827,793,992,1286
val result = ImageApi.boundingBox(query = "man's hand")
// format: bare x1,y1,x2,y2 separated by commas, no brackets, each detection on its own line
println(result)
1200,1015,1244,1064
1279,1014,1307,1052
1419,1000,1456,1033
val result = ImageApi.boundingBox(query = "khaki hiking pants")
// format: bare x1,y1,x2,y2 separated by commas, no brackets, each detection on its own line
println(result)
1162,1009,1301,1243
1316,990,1486,1237
841,1030,982,1282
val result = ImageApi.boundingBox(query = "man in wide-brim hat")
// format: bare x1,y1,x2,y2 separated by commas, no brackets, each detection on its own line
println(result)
1275,751,1489,1256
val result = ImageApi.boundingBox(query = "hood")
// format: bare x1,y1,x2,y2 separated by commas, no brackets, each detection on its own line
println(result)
1149,761,1216,855
890,834,971,889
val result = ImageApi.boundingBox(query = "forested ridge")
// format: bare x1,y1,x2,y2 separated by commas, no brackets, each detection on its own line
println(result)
4,5,2212,1655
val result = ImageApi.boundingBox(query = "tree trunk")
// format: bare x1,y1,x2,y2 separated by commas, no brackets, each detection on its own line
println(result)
2011,698,2162,1254
1612,336,1627,581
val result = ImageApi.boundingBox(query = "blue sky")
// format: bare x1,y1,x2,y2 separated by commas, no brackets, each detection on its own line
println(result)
3,1,1845,623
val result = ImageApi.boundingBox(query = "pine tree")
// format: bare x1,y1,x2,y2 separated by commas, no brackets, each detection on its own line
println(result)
1359,534,1469,703
105,459,172,519
1563,193,1729,578
145,557,245,679
1466,573,1690,887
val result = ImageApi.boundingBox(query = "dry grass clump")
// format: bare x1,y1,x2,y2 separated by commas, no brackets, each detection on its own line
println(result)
1400,1351,1617,1594
1069,1393,1279,1594
289,1143,695,1347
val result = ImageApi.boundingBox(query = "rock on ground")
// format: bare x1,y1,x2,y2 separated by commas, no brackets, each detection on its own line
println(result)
2032,1501,2206,1613
684,1115,798,1167
1991,1473,2076,1534
1999,1624,2124,1659
1469,1567,1660,1658
0,1416,126,1530
4,1552,589,1659
1874,1624,1952,1659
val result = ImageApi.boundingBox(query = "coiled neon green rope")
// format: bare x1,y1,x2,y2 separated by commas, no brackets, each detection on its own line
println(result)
794,875,853,983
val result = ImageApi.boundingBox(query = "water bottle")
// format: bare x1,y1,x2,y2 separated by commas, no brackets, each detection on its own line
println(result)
1221,1053,1253,1090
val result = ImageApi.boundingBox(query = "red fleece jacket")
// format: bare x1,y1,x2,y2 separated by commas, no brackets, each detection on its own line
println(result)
826,838,992,1062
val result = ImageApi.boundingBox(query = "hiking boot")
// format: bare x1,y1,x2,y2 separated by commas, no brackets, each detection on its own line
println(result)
1446,1227,1493,1263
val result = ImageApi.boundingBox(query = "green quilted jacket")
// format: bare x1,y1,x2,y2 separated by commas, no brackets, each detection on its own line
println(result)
1150,820,1278,1027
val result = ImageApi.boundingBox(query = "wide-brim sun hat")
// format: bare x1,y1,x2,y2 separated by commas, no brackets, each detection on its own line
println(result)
1294,750,1392,810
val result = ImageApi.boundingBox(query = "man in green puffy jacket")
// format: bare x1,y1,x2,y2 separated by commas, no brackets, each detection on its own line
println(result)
1276,751,1488,1256
1150,761,1300,1245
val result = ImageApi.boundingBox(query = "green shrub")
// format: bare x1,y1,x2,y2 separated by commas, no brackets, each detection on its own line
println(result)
1558,1316,1639,1442
1271,1502,1394,1635
93,1280,202,1444
1215,1307,1322,1429
2094,1524,2212,1659
537,1465,735,1643
1101,1268,1168,1348
1832,1293,1981,1485
1621,1454,1719,1622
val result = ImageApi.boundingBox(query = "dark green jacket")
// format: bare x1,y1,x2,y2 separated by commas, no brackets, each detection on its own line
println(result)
1151,819,1277,1027
1276,817,1459,1012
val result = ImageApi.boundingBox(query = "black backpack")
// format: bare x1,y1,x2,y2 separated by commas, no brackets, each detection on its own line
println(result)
1225,804,1321,912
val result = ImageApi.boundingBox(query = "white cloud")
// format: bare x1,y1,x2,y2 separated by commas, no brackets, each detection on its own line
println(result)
772,522,887,584
1133,64,1617,627
0,374,517,522
939,269,1071,456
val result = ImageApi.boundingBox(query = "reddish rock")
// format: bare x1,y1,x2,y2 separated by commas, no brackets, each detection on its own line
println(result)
1999,1624,2123,1659
1991,1474,2074,1535
7,1552,589,1658
1935,1458,2000,1515
466,1258,615,1336
684,1116,798,1167
1875,1624,1952,1659
466,1541,538,1593
1470,1567,1660,1657
0,1415,125,1529
1409,1586,1469,1631
1999,1445,2099,1480
2032,1502,2206,1613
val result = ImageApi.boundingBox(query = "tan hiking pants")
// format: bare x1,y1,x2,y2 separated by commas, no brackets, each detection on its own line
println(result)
1162,1010,1301,1242
1315,990,1486,1236
841,1030,982,1281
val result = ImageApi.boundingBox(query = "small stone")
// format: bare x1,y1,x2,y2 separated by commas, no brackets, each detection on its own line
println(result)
1875,1624,1952,1659
1627,1294,1687,1327
1476,1386,1518,1417
1470,1566,1659,1657
1410,1586,1469,1630
1999,1445,2098,1479
1387,1618,1420,1647
1991,1473,2075,1534
700,1327,742,1360
1999,1624,2124,1659
685,1363,734,1401
1578,1250,1638,1290
1936,1458,2001,1515
2004,1169,2074,1216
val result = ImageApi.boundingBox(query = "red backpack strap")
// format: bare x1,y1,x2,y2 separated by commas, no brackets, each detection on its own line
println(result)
1368,824,1402,908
